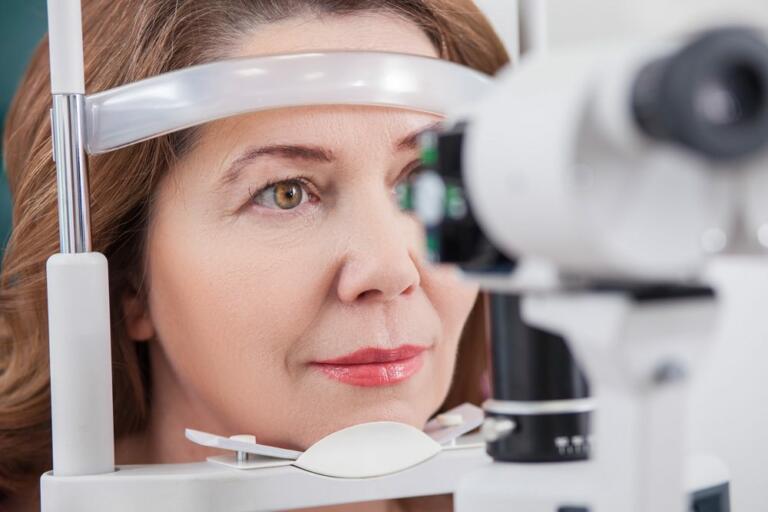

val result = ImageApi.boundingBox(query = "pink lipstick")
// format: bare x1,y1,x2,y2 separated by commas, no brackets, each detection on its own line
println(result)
312,345,427,387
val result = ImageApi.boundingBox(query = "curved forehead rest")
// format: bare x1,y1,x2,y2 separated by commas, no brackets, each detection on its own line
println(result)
84,51,491,154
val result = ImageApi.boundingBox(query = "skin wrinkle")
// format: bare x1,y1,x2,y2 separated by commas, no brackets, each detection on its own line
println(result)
118,13,479,481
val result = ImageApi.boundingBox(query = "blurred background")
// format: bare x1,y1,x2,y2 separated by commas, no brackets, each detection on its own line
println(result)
0,0,46,258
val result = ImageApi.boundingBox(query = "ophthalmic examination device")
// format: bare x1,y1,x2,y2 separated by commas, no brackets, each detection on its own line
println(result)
38,0,768,510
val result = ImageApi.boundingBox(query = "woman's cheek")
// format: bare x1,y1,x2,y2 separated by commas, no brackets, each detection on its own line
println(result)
429,265,479,325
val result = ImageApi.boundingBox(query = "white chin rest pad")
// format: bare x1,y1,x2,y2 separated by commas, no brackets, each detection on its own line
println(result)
294,421,442,478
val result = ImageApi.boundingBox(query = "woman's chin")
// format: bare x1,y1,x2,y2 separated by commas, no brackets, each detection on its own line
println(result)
290,404,431,450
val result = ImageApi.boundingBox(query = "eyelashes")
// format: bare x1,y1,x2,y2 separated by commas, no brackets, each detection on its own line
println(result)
244,159,424,215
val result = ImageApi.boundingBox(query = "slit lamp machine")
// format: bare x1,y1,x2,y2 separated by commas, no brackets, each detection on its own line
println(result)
40,0,768,510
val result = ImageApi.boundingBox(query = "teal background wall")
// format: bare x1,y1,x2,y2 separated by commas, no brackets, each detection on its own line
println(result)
0,1,48,258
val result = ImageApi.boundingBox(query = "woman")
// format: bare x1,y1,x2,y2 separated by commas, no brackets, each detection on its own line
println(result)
0,1,508,509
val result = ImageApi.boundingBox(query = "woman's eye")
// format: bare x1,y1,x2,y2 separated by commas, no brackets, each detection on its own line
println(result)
250,179,310,210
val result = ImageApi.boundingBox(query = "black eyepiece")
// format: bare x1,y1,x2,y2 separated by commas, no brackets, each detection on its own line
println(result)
417,122,516,273
633,27,768,161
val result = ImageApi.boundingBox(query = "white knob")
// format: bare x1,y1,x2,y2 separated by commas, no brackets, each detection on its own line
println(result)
414,170,447,227
436,413,464,427
481,417,516,442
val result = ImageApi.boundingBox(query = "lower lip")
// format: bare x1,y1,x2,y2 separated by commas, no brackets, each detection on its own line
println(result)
313,353,425,387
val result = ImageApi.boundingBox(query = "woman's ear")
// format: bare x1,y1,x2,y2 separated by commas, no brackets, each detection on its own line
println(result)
122,290,155,341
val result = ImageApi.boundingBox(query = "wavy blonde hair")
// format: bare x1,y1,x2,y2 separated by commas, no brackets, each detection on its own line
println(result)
1,0,507,506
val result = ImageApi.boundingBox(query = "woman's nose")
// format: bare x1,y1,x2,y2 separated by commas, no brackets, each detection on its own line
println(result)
335,197,422,304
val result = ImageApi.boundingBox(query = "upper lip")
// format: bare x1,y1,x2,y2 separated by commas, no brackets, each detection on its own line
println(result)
313,344,428,365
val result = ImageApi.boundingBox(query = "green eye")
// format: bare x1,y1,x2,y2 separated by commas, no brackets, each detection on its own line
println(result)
252,180,306,210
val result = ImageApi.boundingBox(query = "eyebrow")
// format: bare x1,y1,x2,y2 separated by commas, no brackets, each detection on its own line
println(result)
219,144,333,188
219,122,441,188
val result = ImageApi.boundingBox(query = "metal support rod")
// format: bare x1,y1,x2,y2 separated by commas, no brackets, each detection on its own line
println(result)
51,93,92,253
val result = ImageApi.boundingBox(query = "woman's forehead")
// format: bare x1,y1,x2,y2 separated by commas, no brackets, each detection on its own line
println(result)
227,11,439,60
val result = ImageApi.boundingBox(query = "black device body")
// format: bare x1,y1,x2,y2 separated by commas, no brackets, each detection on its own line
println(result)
485,294,592,463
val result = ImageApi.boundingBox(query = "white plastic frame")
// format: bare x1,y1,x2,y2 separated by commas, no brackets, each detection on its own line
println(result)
85,51,492,153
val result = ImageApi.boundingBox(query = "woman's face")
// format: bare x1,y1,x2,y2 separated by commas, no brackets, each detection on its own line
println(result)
127,12,479,454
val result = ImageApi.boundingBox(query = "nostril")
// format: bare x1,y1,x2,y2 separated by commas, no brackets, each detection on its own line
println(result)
357,289,382,301
356,284,415,302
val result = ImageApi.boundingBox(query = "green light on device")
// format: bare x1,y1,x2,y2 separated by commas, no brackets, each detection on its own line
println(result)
426,228,441,263
420,131,439,167
396,182,413,211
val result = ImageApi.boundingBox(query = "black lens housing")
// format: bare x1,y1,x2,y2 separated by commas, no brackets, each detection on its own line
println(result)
633,27,768,160
428,123,516,273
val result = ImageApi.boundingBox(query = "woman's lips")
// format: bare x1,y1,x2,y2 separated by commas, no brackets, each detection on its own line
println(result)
312,345,427,387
